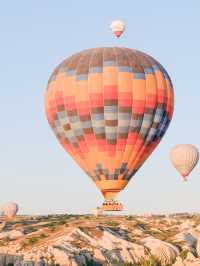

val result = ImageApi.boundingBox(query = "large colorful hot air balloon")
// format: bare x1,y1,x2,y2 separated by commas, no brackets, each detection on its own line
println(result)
45,47,174,211
170,144,199,181
110,20,125,38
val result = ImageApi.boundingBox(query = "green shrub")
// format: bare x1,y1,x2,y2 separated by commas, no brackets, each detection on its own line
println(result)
0,236,10,246
57,219,68,225
103,221,119,227
47,222,57,232
138,256,162,266
39,233,48,238
126,216,134,221
179,249,189,260
28,236,39,245
113,256,168,266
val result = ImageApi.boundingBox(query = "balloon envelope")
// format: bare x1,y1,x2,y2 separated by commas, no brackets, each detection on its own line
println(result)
170,144,199,179
110,20,125,38
1,202,18,218
91,207,103,216
45,47,174,204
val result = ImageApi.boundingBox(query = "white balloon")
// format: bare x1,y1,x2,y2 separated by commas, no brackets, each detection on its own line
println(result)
110,20,125,38
1,202,18,218
170,144,199,180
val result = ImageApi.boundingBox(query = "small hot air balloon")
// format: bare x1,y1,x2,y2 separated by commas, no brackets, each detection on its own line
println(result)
170,144,199,181
0,209,3,216
91,207,103,217
110,20,125,38
1,202,18,218
45,47,174,211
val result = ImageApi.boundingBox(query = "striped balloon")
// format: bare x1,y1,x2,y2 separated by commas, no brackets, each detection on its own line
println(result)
45,47,174,203
170,144,199,180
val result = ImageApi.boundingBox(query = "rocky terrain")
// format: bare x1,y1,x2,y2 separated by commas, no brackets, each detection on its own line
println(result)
1,213,200,265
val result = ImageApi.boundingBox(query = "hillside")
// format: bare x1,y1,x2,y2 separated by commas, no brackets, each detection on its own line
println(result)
1,214,200,265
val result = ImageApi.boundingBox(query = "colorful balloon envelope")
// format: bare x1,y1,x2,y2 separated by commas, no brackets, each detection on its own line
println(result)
110,20,125,38
170,144,199,181
45,47,174,210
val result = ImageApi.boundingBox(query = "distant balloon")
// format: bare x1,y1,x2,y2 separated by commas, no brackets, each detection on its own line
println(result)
91,207,103,217
170,144,199,180
1,202,18,218
110,20,125,38
0,209,3,216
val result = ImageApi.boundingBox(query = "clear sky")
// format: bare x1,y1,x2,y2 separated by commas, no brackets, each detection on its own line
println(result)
0,1,199,215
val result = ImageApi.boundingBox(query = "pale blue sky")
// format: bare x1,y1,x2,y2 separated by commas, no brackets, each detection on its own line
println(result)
0,1,199,215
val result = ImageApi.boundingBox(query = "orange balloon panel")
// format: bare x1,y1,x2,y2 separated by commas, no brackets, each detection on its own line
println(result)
45,47,174,200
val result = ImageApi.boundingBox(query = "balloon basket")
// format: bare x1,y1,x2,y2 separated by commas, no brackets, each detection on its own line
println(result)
182,176,188,182
102,200,123,211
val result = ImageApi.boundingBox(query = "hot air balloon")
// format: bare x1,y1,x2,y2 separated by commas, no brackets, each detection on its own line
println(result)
110,20,125,38
91,207,103,217
170,144,199,181
0,208,3,217
45,47,174,211
1,202,18,218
